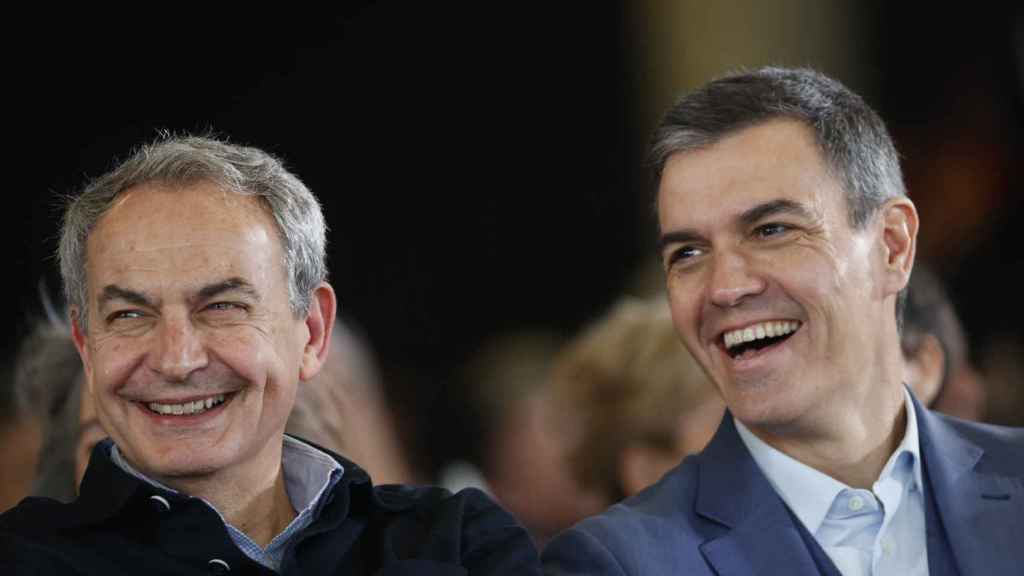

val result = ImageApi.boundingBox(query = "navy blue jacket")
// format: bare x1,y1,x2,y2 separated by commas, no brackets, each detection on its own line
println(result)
1,438,540,575
542,394,1024,575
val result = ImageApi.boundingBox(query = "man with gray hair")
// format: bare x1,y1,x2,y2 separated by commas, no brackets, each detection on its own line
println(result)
543,68,1023,575
1,135,540,574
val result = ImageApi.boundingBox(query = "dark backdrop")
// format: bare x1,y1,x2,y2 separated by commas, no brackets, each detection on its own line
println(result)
10,4,1022,472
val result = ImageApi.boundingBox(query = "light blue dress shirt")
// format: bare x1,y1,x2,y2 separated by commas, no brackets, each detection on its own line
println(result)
735,388,928,576
111,435,343,572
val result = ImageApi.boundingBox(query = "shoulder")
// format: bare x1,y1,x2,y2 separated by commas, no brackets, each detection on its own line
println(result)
0,495,74,535
542,457,715,575
929,412,1024,473
366,484,541,574
0,497,83,573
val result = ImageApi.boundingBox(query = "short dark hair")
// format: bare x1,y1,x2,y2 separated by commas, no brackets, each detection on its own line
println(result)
651,67,906,227
651,67,909,325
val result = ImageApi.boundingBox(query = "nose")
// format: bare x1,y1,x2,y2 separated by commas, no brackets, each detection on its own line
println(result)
707,249,766,308
150,314,208,382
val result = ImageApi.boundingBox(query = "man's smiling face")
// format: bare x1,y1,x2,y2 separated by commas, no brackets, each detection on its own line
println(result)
657,119,892,434
73,181,311,482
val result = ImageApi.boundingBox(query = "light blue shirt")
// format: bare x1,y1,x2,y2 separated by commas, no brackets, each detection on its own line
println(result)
111,435,343,572
735,388,928,576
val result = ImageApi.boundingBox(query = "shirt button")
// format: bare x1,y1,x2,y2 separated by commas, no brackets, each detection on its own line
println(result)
848,496,864,511
208,558,231,574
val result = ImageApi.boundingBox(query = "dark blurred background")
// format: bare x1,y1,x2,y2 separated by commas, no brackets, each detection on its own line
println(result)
9,2,1023,476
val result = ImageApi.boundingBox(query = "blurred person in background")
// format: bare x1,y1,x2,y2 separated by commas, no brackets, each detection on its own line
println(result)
16,319,98,502
286,317,418,485
548,296,724,510
901,265,987,421
0,349,42,512
449,332,604,546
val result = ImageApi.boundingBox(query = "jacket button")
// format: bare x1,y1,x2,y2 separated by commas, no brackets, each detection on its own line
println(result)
207,558,231,574
148,495,171,512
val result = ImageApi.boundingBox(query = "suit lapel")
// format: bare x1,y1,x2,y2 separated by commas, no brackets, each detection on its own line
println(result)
695,415,825,575
915,398,1024,575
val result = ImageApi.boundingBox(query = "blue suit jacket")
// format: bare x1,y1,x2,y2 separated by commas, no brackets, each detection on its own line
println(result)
542,396,1023,575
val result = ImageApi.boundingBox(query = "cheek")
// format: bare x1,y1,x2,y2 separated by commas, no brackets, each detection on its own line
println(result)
667,269,703,318
667,289,702,353
205,326,298,389
89,339,142,394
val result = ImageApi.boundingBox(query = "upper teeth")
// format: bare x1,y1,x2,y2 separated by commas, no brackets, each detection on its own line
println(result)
723,321,799,349
148,394,226,416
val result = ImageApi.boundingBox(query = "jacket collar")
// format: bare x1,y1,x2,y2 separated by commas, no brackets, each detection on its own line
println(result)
914,394,1023,575
65,435,374,531
694,414,824,574
693,396,1022,576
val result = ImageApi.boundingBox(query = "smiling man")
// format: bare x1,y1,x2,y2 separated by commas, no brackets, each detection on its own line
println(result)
542,68,1023,575
1,136,540,575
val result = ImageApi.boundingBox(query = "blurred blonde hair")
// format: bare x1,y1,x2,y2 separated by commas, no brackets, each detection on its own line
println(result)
550,296,717,501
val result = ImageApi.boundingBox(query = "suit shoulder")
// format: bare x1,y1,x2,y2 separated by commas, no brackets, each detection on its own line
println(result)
934,414,1024,475
575,458,702,541
939,415,1024,453
543,457,712,575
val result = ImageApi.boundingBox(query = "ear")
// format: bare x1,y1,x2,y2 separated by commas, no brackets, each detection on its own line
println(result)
299,282,337,382
878,197,919,297
69,307,95,394
904,333,945,406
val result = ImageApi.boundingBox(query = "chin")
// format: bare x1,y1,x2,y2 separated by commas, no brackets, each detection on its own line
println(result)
128,439,236,479
724,380,801,426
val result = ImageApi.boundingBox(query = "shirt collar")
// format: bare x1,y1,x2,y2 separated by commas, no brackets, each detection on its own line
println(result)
110,435,344,515
735,386,923,534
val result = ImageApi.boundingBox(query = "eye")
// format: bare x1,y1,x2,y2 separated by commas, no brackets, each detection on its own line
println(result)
755,223,790,239
107,310,145,323
203,301,250,316
666,245,704,268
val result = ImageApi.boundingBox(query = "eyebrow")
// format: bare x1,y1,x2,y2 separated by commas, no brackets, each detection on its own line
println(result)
658,198,815,253
98,285,156,310
657,230,704,253
196,277,261,303
97,277,260,311
737,199,814,228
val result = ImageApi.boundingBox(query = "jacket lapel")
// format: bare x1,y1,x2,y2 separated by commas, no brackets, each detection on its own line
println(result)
695,415,824,575
915,398,1024,575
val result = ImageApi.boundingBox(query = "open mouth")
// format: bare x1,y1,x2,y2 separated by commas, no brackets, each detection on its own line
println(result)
143,393,232,417
722,321,801,360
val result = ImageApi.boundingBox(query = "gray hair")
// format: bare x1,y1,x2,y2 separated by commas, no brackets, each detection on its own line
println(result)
15,318,83,502
650,67,906,229
59,135,327,330
651,67,909,326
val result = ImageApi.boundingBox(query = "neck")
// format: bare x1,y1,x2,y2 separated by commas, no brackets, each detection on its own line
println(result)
748,325,910,489
143,445,297,548
752,383,907,489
